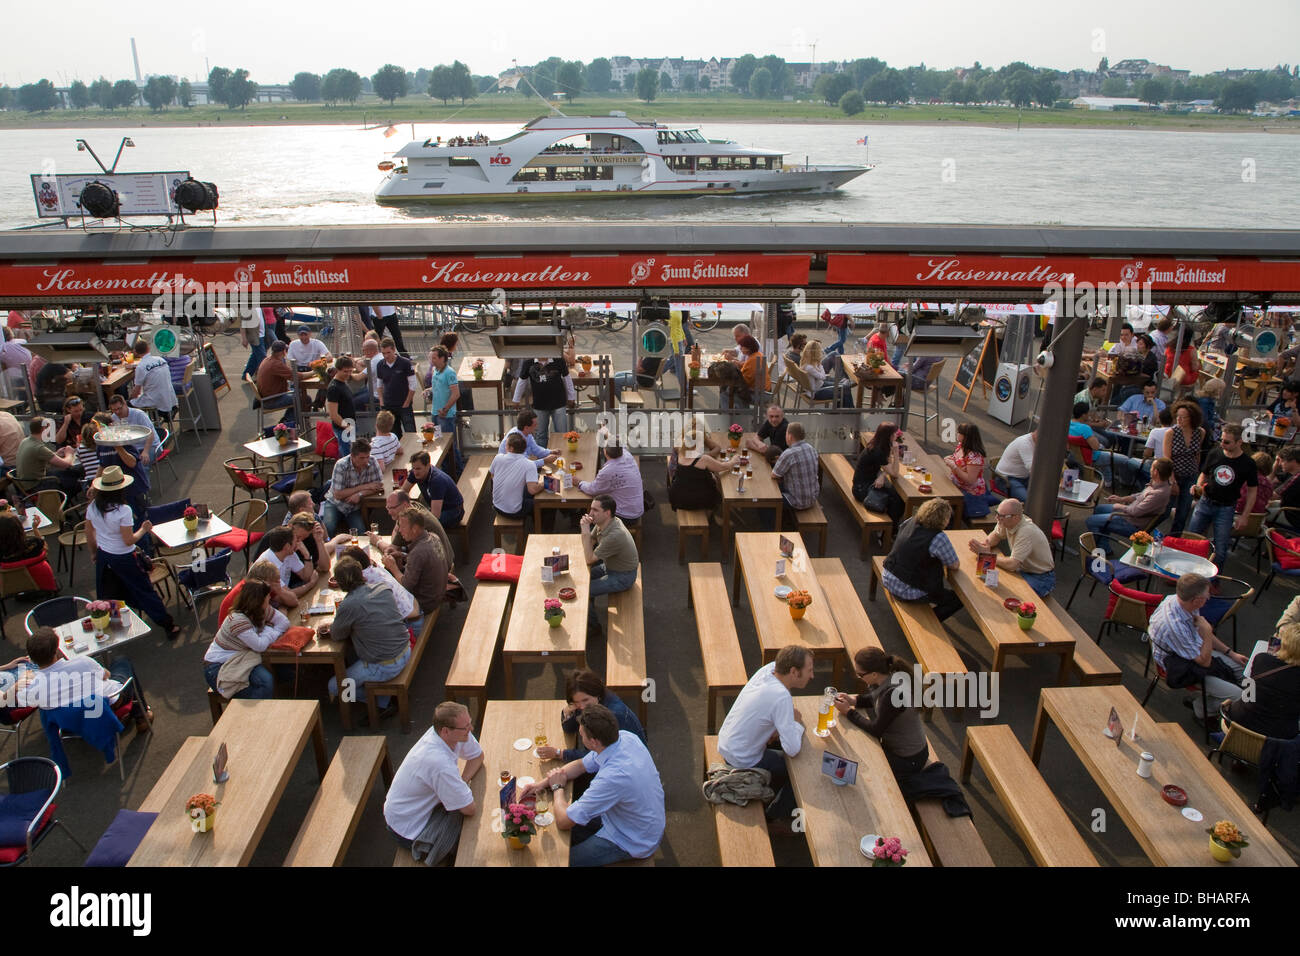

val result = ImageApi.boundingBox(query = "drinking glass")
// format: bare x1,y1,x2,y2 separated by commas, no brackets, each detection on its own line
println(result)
815,698,832,738
824,687,839,728
369,523,380,546
534,722,547,750
499,769,512,786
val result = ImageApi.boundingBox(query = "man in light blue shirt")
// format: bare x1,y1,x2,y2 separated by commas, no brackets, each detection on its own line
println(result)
1118,380,1166,422
498,410,558,464
108,393,162,465
1149,573,1247,720
522,704,664,867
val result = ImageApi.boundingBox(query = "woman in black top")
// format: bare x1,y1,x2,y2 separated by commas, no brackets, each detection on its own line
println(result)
853,421,904,529
1221,624,1300,740
668,428,729,511
834,647,929,776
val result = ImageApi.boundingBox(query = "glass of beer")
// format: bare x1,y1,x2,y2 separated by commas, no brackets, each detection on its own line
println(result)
499,769,512,786
534,722,547,750
824,687,839,729
298,610,309,626
369,523,380,547
815,698,832,738
535,787,551,815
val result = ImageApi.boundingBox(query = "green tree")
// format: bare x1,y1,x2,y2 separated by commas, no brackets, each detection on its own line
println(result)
815,72,853,106
748,67,772,99
207,66,230,105
427,65,454,104
758,55,788,96
0,86,13,111
1005,69,1036,107
1137,77,1169,106
977,73,1004,102
323,68,362,104
863,68,907,104
557,61,585,100
1100,76,1128,96
848,58,887,87
290,72,321,102
143,76,176,110
731,54,757,93
178,78,192,107
451,61,476,104
372,64,408,104
18,79,59,112
221,69,256,109
660,70,673,91
69,80,90,109
1216,78,1257,112
943,79,966,103
1033,71,1060,107
698,75,711,91
682,73,696,92
1097,57,1109,73
530,57,564,97
635,67,659,102
623,73,636,92
112,79,139,108
90,78,113,109
839,90,865,116
587,57,611,93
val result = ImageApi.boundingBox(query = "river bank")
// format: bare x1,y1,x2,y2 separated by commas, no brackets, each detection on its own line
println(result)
2,95,1294,133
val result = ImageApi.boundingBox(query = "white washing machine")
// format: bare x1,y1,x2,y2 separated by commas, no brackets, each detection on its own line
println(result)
988,363,1033,426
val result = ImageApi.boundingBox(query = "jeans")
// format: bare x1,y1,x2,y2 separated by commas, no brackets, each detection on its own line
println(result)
332,422,352,457
961,490,1001,519
323,500,366,536
357,305,374,332
1086,507,1138,550
1170,480,1195,535
204,659,274,700
1180,651,1245,720
534,407,567,449
588,566,638,598
998,474,1029,503
1021,569,1056,598
261,391,295,411
927,588,964,622
95,550,174,630
756,747,796,820
824,323,851,356
108,658,149,722
438,415,465,475
495,493,533,520
1094,451,1142,487
328,645,411,707
570,833,634,867
383,405,417,438
1188,498,1235,568
242,342,266,380
813,384,854,407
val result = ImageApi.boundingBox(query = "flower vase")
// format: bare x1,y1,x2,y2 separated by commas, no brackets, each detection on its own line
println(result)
546,614,565,629
191,808,216,833
90,614,111,633
567,440,579,453
689,366,700,379
508,835,528,851
276,434,290,448
1132,543,1149,556
790,606,806,621
1276,424,1288,438
1209,836,1236,863
1018,614,1036,632
183,516,199,532
473,368,484,380
729,437,741,449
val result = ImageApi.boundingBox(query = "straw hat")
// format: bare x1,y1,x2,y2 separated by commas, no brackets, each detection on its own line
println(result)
92,465,134,492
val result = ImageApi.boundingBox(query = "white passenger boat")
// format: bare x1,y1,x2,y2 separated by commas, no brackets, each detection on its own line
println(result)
374,113,870,205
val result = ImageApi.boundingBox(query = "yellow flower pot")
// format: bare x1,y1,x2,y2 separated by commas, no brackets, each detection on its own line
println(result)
276,434,290,448
90,614,111,633
183,516,199,532
729,437,741,449
1209,836,1236,863
789,606,806,621
567,440,579,452
507,835,528,850
190,807,216,833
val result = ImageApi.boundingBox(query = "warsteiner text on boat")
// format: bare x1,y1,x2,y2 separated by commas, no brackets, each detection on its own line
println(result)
375,112,870,206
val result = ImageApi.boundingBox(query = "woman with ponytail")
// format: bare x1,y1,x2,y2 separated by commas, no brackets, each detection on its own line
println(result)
834,647,929,776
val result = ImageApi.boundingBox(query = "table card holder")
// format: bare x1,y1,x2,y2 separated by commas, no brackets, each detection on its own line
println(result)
984,568,999,589
541,565,554,584
775,558,786,578
544,554,569,575
213,743,229,784
779,535,795,558
821,752,858,787
499,777,517,811
1103,706,1123,744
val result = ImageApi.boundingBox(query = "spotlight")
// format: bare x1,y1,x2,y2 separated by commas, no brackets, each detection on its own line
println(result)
79,181,120,218
173,178,219,212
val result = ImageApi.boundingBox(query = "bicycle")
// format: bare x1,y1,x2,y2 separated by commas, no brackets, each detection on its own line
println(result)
689,309,721,333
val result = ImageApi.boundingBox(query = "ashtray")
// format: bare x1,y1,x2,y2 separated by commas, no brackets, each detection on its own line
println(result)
1161,784,1188,807
918,484,933,493
572,462,583,472
328,577,339,589
774,585,793,601
558,587,577,602
96,633,111,644
1003,598,1022,611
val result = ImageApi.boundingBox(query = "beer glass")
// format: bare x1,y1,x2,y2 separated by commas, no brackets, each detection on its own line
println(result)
824,687,839,729
815,696,832,738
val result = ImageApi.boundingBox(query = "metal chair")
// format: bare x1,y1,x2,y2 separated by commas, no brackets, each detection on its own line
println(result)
222,457,275,510
170,355,203,444
177,548,234,603
144,551,195,621
19,490,65,549
23,596,92,636
43,680,148,782
206,499,269,572
0,756,86,865
1207,708,1268,769
1064,532,1148,610
147,498,193,561
784,363,835,410
55,504,88,588
1097,578,1163,653
0,566,40,639
1200,576,1255,652
1255,525,1300,604
1141,659,1212,743
0,706,37,757
915,358,947,444
149,425,180,490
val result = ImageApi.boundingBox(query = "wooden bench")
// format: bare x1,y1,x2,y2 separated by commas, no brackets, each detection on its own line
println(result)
812,558,884,680
619,388,645,407
820,453,893,559
444,581,513,723
606,569,648,726
1044,596,1123,686
912,741,995,867
450,455,492,564
364,610,438,734
206,688,225,726
959,724,1098,866
394,847,423,866
285,736,395,867
689,563,749,732
870,555,969,719
138,736,206,813
794,502,828,556
493,513,525,553
965,514,998,533
703,736,775,867
676,509,710,564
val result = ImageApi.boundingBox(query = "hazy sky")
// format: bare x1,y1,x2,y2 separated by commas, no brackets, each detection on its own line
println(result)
3,0,1296,86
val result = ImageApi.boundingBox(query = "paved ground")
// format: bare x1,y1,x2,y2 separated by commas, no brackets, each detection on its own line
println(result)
11,317,1298,868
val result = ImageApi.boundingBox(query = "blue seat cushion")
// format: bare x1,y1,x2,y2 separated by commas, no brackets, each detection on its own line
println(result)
0,788,53,845
84,809,158,867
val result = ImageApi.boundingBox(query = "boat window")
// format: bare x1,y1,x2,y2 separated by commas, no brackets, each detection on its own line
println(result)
448,156,479,166
511,164,614,183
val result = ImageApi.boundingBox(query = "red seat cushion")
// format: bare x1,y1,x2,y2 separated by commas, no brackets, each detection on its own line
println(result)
231,468,268,490
218,580,244,627
1269,530,1300,571
206,529,263,553
1051,520,1064,541
1105,580,1164,619
315,421,339,458
1163,536,1211,559
475,552,524,583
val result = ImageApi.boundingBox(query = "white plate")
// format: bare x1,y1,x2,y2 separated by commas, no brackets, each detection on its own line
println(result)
512,737,533,751
1181,807,1204,823
774,585,793,601
859,834,881,859
517,776,535,789
535,811,555,827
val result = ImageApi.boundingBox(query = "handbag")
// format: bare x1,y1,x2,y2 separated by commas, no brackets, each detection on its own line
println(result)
863,484,893,514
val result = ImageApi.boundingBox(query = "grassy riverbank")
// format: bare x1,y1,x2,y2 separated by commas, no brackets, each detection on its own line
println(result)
2,93,1295,132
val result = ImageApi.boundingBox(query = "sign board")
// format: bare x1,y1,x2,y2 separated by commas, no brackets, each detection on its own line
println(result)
199,341,229,397
946,327,999,411
151,326,179,357
30,172,191,218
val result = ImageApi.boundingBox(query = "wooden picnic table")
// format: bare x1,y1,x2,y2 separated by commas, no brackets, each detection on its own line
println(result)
457,354,508,409
95,363,135,410
261,534,394,731
456,698,575,867
857,429,963,525
361,430,452,517
685,352,767,410
709,432,784,559
532,432,599,527
944,529,1076,684
732,531,846,682
501,534,591,697
841,354,905,408
785,697,932,867
1029,684,1296,867
128,699,327,867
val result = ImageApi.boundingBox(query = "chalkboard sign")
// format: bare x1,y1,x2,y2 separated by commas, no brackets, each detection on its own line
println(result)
947,328,998,411
200,342,229,397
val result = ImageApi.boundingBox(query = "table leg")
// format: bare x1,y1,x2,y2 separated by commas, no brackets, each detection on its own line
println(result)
732,558,742,606
533,499,542,531
310,711,327,780
333,659,352,730
1029,698,1050,765
959,734,976,783
721,503,733,561
504,656,515,699
774,499,784,535
1054,648,1073,686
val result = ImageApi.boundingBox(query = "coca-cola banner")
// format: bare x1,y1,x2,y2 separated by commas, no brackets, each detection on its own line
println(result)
0,252,810,300
826,253,1300,292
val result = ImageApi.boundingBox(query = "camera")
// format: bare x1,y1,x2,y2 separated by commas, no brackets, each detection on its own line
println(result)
1035,350,1054,370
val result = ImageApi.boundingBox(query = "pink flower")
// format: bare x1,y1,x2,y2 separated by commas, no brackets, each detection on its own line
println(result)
519,825,530,833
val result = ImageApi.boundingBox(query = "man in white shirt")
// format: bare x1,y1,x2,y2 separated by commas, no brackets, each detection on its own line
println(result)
107,393,162,465
490,431,542,519
286,327,333,369
253,527,318,603
20,628,151,733
994,430,1036,503
129,338,178,419
370,303,408,355
716,645,813,822
384,702,483,860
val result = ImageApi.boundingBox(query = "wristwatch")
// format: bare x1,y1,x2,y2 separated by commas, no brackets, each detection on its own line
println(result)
550,781,563,792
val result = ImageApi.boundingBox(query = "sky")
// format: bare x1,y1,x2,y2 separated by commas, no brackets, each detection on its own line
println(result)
2,0,1296,86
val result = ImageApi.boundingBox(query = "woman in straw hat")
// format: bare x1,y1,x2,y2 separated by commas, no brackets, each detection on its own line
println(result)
84,465,181,640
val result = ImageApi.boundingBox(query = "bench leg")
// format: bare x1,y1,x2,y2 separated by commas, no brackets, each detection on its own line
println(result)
818,526,827,557
365,695,381,735
311,714,328,781
707,690,717,735
1054,649,1072,686
505,658,515,699
207,690,224,726
1029,700,1050,765
700,526,709,560
678,530,686,565
732,559,742,607
859,526,869,561
868,563,879,602
397,690,412,734
380,751,395,788
959,736,975,783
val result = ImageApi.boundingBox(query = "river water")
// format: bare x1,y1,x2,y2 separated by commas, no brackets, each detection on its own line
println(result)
1,121,1297,230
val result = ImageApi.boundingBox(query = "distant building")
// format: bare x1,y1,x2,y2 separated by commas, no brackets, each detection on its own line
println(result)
1071,96,1152,111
